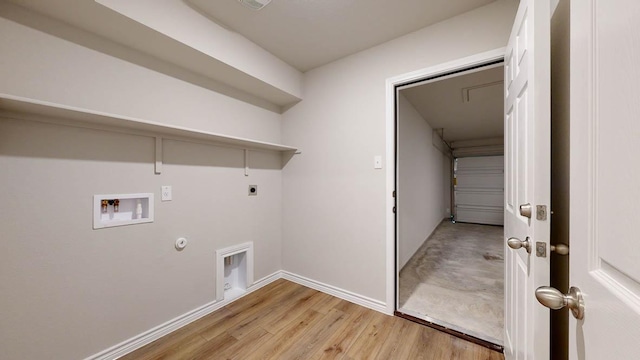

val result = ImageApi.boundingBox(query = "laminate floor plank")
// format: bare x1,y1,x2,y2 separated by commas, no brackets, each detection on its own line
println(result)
276,308,349,360
119,308,233,360
375,316,422,360
216,328,273,360
332,299,364,315
344,310,396,360
123,280,504,360
245,309,324,360
227,286,318,339
151,333,208,360
261,288,326,335
312,303,372,360
407,325,456,360
200,281,305,341
188,332,238,360
311,293,344,315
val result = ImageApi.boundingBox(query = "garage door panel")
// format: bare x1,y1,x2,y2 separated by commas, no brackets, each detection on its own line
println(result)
456,174,504,188
455,155,505,226
457,156,504,169
456,206,504,226
455,190,504,207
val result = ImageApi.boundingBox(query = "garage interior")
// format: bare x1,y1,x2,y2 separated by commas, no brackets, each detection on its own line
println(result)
396,63,505,346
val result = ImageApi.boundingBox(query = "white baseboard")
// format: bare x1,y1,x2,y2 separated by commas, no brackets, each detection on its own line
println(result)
281,271,389,314
85,270,389,360
84,271,281,360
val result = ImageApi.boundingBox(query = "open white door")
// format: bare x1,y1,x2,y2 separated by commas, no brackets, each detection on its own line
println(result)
569,1,640,358
503,0,550,359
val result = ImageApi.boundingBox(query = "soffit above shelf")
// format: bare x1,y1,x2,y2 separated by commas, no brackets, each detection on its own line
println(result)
0,0,303,112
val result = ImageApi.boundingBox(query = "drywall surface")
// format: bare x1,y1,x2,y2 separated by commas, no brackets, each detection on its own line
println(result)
0,16,283,143
0,118,283,360
397,94,447,269
95,0,303,99
0,10,286,359
281,0,517,301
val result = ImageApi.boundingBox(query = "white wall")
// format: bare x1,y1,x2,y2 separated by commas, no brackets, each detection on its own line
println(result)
397,94,447,269
0,14,285,360
281,0,518,302
95,0,303,99
0,16,283,143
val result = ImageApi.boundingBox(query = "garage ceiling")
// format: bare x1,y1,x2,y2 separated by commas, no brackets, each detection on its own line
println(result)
401,65,504,142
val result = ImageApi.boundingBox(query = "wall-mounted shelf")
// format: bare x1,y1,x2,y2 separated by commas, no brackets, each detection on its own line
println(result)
0,93,298,152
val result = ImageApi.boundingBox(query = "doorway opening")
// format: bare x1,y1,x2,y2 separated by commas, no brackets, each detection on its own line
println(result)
394,61,505,350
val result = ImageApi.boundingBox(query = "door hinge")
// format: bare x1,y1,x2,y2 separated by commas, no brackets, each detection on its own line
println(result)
392,190,396,198
393,206,396,213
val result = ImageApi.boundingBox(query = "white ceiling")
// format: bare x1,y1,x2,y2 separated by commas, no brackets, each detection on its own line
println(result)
188,0,497,71
401,65,504,142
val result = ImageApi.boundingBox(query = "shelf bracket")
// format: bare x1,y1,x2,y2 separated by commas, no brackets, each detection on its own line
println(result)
244,149,249,176
155,137,163,174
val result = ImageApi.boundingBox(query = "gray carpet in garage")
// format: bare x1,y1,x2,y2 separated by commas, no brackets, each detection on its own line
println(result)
399,220,504,344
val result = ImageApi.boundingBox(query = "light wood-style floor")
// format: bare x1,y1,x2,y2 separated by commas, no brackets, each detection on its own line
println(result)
122,279,504,360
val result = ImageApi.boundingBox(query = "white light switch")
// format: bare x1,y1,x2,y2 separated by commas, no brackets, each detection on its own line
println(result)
374,156,383,169
161,186,172,201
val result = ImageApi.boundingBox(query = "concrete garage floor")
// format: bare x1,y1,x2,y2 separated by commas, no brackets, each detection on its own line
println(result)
399,220,504,345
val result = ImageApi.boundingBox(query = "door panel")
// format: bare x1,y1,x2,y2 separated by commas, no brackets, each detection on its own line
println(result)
570,1,640,358
455,156,504,225
504,0,550,359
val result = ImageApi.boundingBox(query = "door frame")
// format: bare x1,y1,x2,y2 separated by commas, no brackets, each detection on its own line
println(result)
384,47,507,315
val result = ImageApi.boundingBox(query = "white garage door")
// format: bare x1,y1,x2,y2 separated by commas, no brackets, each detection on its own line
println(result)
454,156,504,225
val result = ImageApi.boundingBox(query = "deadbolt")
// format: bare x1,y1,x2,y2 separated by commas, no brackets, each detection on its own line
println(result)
536,242,547,257
535,286,585,320
519,203,532,218
507,236,531,254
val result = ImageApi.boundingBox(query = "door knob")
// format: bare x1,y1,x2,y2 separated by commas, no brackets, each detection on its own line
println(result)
519,203,532,218
535,286,585,320
550,243,569,255
507,236,531,254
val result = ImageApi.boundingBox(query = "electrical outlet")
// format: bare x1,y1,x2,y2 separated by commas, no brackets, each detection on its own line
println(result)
374,155,382,169
161,186,172,201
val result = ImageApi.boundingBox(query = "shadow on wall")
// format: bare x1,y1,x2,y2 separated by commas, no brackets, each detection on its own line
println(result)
0,118,284,170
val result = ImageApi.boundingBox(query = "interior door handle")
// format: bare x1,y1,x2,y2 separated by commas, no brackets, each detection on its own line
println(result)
551,243,569,255
507,236,531,254
535,286,585,320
